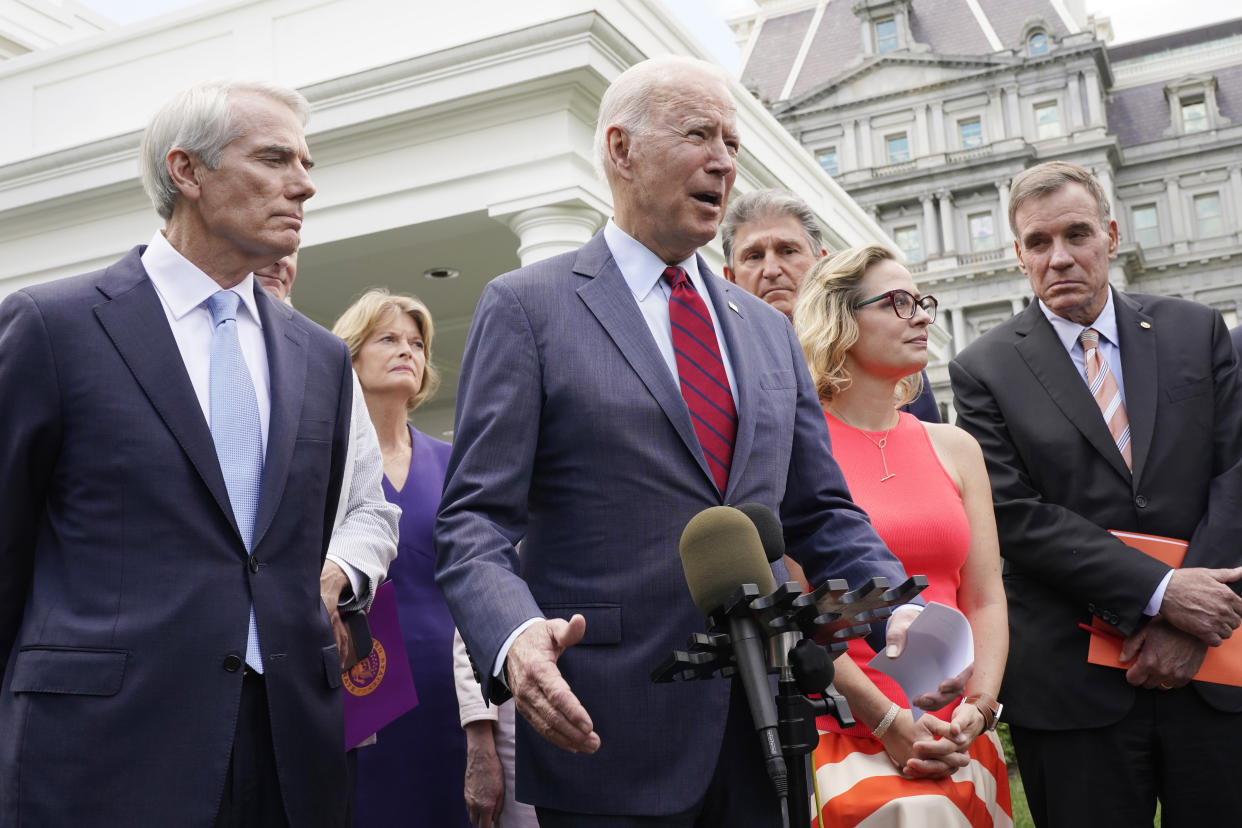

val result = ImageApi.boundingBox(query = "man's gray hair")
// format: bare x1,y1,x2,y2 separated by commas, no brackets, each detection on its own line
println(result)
140,80,311,220
1008,160,1111,237
721,188,824,265
593,55,731,181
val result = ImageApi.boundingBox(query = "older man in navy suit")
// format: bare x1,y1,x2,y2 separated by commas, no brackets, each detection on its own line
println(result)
0,81,361,826
436,56,928,827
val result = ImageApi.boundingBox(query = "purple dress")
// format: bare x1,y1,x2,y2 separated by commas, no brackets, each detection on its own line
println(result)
353,425,470,826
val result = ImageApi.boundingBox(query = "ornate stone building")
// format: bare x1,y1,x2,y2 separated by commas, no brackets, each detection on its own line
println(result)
732,0,1242,418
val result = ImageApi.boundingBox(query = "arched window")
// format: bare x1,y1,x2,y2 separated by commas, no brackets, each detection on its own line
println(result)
1028,30,1049,56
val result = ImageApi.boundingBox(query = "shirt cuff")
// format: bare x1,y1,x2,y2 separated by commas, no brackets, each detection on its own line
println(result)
1147,570,1174,616
325,553,364,607
492,617,543,688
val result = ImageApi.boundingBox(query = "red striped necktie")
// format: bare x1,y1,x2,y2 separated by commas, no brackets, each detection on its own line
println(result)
664,266,736,495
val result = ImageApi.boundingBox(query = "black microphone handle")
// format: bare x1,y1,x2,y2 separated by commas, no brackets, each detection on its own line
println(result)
726,613,788,798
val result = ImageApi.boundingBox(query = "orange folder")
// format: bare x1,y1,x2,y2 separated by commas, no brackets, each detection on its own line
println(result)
1085,530,1242,688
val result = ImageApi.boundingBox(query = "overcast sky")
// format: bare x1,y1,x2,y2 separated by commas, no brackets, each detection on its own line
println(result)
79,0,1239,70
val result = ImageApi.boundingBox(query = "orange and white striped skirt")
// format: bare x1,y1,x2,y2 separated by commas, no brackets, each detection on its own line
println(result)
810,729,1013,828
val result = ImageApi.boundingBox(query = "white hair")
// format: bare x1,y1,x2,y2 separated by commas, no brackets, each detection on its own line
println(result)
140,80,310,220
592,56,732,181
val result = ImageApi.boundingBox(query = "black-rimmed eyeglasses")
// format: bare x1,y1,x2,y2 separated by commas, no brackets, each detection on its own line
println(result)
853,289,937,323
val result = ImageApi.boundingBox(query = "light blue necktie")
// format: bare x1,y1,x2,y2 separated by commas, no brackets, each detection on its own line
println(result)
207,290,265,673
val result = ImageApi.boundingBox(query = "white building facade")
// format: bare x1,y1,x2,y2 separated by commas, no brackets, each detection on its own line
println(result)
732,0,1242,418
0,0,889,437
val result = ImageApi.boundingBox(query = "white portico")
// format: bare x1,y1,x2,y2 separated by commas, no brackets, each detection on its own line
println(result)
0,0,890,437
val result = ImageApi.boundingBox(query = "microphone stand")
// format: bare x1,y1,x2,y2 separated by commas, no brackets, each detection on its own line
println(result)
652,576,928,828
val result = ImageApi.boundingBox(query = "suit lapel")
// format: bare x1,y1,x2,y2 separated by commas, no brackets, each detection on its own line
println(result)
1013,302,1132,481
251,286,308,551
92,249,237,531
574,235,716,491
1115,291,1156,484
699,260,755,500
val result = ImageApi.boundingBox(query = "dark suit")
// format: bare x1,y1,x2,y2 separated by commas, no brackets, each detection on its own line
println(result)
1230,323,1242,360
950,289,1242,823
0,248,353,826
436,232,905,820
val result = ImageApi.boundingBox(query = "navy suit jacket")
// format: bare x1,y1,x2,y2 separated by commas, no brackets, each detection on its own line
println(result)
0,248,354,826
435,232,906,816
951,290,1242,731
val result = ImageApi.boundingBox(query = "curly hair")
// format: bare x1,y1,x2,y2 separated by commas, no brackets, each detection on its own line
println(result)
793,244,924,407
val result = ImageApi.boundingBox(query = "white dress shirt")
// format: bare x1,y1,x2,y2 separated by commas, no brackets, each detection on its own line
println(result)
141,231,271,449
1038,289,1170,615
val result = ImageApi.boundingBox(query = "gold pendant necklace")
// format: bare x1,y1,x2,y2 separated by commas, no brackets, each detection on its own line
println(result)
858,428,895,482
829,407,899,482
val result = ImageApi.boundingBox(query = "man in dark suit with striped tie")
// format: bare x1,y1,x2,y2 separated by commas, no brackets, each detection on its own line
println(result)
950,160,1242,827
435,56,919,827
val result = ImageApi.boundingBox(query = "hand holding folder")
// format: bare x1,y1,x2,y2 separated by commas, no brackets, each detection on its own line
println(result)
1085,531,1242,688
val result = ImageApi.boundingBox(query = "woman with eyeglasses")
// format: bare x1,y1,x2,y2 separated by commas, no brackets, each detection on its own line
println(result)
794,245,1012,826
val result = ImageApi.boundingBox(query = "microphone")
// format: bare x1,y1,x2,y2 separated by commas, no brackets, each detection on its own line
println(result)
679,506,788,802
736,502,785,563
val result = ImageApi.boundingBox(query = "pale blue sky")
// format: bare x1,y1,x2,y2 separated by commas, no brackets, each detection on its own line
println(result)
78,0,1238,71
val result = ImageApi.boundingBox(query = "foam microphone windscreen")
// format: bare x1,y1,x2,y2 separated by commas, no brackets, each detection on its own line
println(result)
736,503,785,563
679,506,776,616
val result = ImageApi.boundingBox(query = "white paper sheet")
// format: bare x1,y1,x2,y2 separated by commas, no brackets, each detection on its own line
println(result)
867,602,974,719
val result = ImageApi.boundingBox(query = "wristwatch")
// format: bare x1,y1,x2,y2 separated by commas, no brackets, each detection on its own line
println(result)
964,693,1003,731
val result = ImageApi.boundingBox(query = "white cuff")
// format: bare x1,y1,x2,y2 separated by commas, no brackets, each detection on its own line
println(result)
492,617,543,688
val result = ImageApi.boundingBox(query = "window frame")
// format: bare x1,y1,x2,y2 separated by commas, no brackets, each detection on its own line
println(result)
885,132,910,164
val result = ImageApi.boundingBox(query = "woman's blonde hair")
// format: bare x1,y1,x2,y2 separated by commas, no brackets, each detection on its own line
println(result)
793,244,924,407
332,289,441,411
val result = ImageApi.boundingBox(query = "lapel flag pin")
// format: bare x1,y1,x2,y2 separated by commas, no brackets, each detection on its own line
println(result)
1139,321,1151,329
728,301,741,316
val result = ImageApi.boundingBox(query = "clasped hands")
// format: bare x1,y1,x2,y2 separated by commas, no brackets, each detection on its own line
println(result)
1118,565,1242,690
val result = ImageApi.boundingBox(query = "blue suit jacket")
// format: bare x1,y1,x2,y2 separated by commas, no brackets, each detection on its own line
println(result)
435,232,905,816
0,248,354,826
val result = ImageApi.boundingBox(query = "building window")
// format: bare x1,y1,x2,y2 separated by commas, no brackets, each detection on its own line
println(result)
968,212,995,252
894,225,922,262
1132,204,1160,248
817,148,839,176
958,118,983,148
1034,101,1061,139
1182,97,1208,133
1195,193,1224,238
886,133,910,163
1027,31,1049,56
876,18,898,53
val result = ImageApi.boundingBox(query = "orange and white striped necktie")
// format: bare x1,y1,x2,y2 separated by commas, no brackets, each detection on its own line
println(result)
1079,327,1132,469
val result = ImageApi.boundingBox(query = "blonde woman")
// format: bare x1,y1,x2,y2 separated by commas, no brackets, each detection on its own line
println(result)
333,290,470,827
794,246,1011,826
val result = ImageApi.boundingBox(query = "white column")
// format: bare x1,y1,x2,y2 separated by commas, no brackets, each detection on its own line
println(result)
929,101,945,154
1067,73,1084,131
841,118,857,170
996,179,1011,246
1083,68,1104,127
938,191,957,254
1166,176,1186,240
1230,165,1242,225
914,104,929,157
987,90,1004,141
1003,86,1020,138
506,205,605,267
1010,297,1024,316
950,306,968,356
858,118,873,168
921,194,940,257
